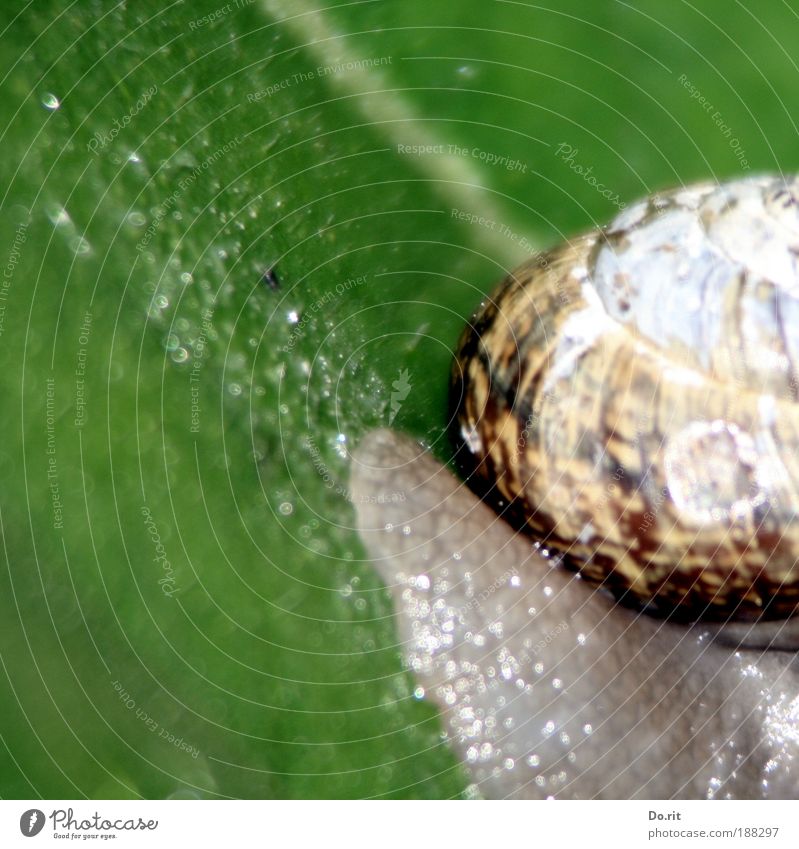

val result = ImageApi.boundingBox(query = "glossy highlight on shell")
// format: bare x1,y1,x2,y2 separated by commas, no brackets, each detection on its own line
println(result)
451,174,799,621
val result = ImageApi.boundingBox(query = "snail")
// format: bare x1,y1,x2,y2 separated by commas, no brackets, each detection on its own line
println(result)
451,174,799,622
350,175,799,799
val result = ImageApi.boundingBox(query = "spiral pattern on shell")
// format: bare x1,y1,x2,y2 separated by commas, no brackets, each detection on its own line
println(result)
451,174,799,621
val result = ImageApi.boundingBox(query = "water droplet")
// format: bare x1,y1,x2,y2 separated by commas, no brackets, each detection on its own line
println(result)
278,501,293,516
171,347,189,363
42,92,60,110
127,211,146,227
228,383,242,396
413,686,425,699
46,204,71,227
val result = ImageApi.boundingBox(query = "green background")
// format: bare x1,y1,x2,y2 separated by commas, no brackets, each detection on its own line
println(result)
1,0,796,798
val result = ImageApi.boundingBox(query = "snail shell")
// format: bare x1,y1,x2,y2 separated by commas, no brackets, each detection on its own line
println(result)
451,174,799,621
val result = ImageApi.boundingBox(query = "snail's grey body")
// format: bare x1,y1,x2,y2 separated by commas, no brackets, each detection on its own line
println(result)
351,430,799,799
